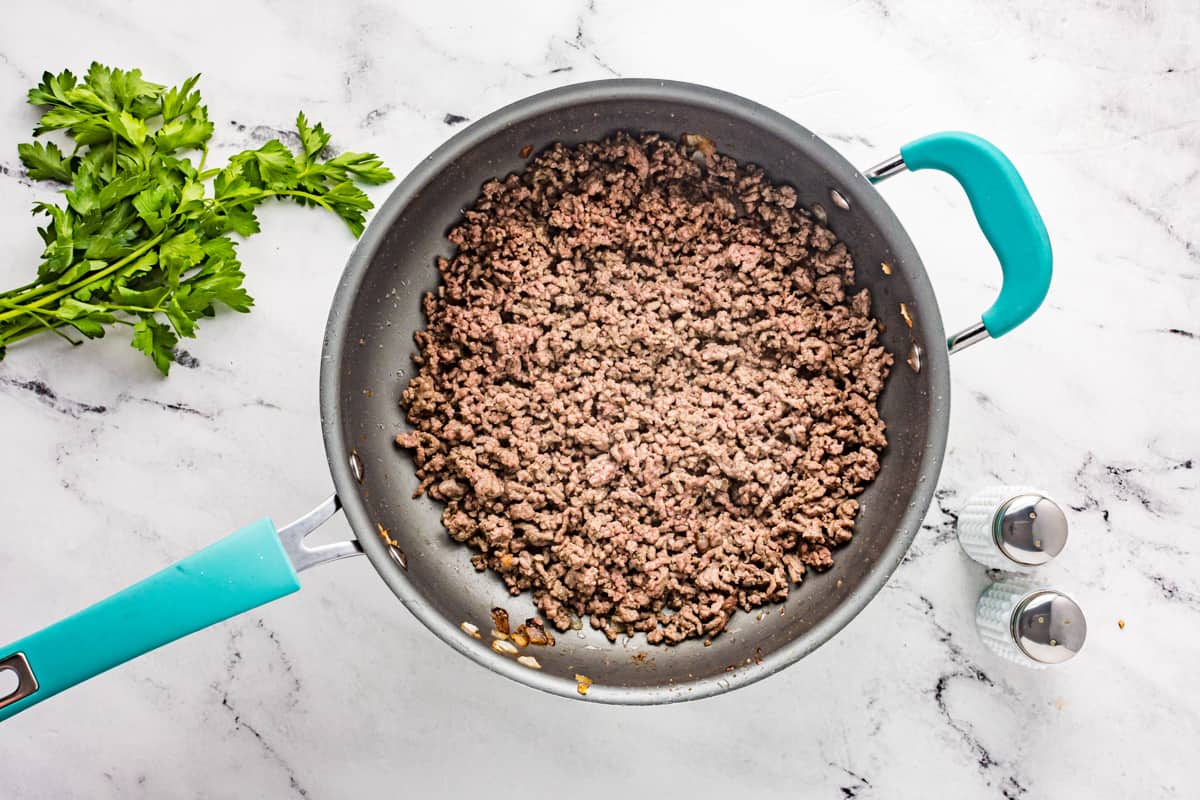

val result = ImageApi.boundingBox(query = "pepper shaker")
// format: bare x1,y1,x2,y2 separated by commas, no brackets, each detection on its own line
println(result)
976,579,1087,667
957,485,1069,570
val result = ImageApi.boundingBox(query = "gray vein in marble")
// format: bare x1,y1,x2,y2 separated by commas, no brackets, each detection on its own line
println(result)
1147,573,1200,607
870,0,894,17
218,693,310,799
913,593,1012,700
253,617,303,707
1067,453,1200,607
0,159,33,186
912,593,1029,797
564,0,620,77
0,51,31,80
125,394,211,420
923,486,962,546
825,132,878,149
505,62,539,80
1070,453,1172,520
902,487,962,564
361,105,394,127
341,21,374,101
356,98,434,128
828,763,872,798
0,371,282,420
229,120,303,150
215,620,309,797
173,349,201,369
1121,191,1200,266
0,375,108,416
965,390,1025,442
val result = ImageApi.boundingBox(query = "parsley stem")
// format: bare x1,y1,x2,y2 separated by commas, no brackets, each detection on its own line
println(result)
0,279,42,300
0,318,49,346
0,234,164,325
278,189,333,207
96,302,161,314
24,309,80,346
222,189,334,210
1,276,68,306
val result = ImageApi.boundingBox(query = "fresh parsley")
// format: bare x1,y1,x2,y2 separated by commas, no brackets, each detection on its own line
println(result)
0,63,394,374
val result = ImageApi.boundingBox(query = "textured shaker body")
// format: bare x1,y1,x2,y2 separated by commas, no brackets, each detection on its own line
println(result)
958,485,1069,570
976,579,1086,667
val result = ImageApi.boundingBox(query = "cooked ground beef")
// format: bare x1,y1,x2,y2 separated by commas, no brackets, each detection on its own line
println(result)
395,132,892,645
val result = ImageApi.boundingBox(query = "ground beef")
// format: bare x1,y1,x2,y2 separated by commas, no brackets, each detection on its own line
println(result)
395,132,892,645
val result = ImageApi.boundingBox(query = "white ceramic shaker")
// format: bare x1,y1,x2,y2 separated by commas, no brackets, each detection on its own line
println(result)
957,486,1069,571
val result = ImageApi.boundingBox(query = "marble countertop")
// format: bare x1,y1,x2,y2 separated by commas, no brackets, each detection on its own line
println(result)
1,1,1197,797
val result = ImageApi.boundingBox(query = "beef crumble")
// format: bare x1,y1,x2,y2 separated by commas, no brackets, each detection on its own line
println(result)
395,132,892,645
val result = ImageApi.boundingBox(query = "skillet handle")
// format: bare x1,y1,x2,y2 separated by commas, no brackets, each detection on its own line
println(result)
866,131,1052,353
0,519,299,722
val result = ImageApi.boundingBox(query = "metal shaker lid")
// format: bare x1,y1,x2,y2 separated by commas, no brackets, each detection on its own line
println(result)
993,493,1069,566
1012,590,1087,664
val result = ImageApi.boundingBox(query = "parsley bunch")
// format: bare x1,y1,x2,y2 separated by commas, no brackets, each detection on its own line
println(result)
0,63,393,374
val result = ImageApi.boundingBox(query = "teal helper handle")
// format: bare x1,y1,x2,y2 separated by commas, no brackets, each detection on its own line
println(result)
898,132,1052,342
0,519,299,722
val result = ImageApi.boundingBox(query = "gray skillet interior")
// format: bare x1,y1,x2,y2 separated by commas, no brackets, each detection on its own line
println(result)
320,80,951,704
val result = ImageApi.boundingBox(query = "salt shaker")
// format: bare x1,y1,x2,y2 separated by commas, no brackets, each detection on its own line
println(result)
976,579,1087,668
957,485,1069,570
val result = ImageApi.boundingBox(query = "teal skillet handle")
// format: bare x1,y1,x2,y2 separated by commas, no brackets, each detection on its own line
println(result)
0,519,299,722
869,131,1052,351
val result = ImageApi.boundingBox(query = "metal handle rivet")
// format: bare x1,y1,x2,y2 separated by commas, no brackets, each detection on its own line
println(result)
907,341,922,373
0,668,18,699
0,653,39,709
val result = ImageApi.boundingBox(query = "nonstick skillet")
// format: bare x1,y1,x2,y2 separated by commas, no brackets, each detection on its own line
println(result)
0,79,1050,718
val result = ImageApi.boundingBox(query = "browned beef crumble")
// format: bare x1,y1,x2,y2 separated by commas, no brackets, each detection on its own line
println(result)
396,132,892,645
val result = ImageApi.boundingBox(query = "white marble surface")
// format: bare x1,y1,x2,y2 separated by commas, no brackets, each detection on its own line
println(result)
1,1,1197,797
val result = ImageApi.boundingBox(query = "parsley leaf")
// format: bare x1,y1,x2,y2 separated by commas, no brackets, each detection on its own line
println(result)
0,63,393,374
17,141,73,182
327,151,395,184
131,317,179,375
296,112,331,161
